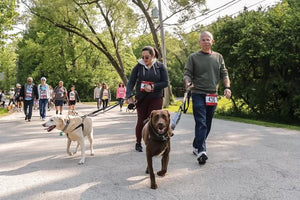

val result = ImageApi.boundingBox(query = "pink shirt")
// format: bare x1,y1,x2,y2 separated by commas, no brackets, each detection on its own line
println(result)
116,87,126,99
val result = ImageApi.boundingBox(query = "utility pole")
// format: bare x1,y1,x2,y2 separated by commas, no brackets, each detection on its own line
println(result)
158,0,172,107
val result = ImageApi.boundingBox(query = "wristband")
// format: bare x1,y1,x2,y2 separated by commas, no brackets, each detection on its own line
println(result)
225,87,231,90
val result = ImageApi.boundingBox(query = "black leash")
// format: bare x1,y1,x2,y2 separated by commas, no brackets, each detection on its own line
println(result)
171,87,192,131
83,95,133,117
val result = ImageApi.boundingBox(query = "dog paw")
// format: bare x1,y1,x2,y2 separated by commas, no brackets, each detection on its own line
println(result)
72,151,77,155
68,152,73,156
151,183,158,189
78,159,85,165
157,170,166,176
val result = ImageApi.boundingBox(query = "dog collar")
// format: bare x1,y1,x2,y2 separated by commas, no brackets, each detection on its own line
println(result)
149,123,169,141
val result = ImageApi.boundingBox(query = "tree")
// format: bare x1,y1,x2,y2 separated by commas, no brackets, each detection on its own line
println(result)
210,0,300,122
0,0,18,45
22,0,139,85
17,15,124,100
0,42,18,90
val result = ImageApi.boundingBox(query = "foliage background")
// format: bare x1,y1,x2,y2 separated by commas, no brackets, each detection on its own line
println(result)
0,0,299,123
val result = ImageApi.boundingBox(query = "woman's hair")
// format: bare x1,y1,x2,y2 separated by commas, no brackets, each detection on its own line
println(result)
119,82,124,87
142,46,160,59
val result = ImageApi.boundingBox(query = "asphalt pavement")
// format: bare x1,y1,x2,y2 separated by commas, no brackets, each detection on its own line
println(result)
0,103,300,200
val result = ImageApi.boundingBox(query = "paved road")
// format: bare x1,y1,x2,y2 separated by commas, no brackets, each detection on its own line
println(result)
0,103,300,200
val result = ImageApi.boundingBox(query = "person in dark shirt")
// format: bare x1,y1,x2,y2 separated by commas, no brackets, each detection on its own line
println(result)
126,46,169,152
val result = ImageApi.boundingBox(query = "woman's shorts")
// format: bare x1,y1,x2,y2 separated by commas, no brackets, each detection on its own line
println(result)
55,100,64,106
69,100,76,106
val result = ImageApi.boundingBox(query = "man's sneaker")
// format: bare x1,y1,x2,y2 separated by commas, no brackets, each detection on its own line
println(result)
135,143,143,152
197,152,208,165
193,148,199,156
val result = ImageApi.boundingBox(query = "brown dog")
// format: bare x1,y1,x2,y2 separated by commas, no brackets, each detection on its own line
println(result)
142,110,172,189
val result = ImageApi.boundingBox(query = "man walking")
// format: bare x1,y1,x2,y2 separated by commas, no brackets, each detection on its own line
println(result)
183,31,231,165
20,77,39,122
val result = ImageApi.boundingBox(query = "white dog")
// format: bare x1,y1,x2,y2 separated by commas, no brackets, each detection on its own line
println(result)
42,115,94,164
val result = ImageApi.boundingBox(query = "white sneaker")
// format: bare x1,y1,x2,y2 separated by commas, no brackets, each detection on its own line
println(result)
193,148,199,156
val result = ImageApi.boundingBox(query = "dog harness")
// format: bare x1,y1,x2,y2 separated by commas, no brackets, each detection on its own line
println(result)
149,123,169,141
61,117,85,139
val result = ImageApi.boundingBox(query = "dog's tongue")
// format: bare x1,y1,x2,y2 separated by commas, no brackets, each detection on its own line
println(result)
158,127,166,134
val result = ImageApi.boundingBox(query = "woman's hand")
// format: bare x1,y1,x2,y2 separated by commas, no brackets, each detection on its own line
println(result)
144,84,153,92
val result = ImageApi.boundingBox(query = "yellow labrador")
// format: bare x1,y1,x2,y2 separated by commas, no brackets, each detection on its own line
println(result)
42,115,94,164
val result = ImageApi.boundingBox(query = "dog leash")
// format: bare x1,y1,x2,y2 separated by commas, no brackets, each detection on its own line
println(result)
82,95,134,117
170,86,192,131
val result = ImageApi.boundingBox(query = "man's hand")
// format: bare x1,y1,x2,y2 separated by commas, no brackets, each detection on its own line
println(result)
185,81,193,90
224,88,231,99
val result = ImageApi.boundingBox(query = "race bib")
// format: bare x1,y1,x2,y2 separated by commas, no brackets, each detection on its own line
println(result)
69,92,75,101
140,81,153,91
206,94,218,106
40,90,47,99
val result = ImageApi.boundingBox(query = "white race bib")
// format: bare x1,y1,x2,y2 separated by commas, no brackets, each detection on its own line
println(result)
140,81,153,91
206,94,218,106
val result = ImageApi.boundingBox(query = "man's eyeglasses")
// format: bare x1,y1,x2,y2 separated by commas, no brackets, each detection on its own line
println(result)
142,56,150,60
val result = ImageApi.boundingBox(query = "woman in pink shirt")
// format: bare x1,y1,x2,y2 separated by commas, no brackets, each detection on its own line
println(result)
116,82,126,111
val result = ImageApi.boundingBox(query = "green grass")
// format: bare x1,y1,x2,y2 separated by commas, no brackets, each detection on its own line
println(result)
0,108,8,116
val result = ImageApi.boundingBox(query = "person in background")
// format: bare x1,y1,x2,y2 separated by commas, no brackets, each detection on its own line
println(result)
15,83,23,111
68,85,80,115
100,82,111,110
38,77,51,121
0,90,5,107
183,31,231,165
126,46,169,152
53,81,68,115
48,85,54,111
8,88,16,107
94,83,102,110
116,82,126,111
19,77,39,122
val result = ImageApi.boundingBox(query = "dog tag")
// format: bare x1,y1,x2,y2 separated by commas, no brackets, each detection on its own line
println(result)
206,94,218,106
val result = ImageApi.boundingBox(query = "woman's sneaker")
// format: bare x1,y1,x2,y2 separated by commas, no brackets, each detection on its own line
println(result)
135,143,143,152
197,152,208,165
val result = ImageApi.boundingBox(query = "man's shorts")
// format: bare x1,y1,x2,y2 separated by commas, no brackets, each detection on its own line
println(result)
55,100,64,106
69,100,76,106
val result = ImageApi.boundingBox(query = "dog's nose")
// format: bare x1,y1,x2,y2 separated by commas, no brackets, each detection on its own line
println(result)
158,122,163,128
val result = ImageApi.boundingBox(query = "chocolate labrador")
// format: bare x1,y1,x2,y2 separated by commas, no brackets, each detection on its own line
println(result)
142,110,172,189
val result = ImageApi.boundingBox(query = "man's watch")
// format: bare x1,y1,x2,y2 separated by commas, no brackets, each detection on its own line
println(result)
225,87,231,89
